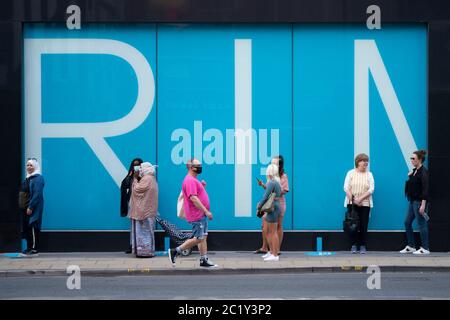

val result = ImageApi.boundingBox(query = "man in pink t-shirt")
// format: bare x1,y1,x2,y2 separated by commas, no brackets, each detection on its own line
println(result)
168,158,218,268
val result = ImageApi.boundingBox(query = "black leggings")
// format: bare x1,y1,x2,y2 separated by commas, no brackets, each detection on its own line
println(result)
349,206,370,247
22,212,41,251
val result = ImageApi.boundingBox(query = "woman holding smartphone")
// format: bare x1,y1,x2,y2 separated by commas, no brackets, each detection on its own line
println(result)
254,155,289,255
400,150,430,255
256,164,282,261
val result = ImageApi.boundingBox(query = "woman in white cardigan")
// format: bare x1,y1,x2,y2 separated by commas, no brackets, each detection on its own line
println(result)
343,153,375,254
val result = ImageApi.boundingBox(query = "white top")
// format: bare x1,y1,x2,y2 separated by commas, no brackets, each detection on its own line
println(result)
343,169,375,208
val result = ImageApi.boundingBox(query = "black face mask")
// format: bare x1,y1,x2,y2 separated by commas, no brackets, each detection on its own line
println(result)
193,166,203,174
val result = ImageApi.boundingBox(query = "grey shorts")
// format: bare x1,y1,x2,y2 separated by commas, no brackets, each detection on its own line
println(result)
191,217,208,240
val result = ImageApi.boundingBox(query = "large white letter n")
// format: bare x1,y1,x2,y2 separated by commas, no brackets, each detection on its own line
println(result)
24,39,155,186
354,40,417,169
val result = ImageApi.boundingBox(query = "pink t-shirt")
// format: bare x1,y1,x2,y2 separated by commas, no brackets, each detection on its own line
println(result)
279,173,289,205
182,174,210,222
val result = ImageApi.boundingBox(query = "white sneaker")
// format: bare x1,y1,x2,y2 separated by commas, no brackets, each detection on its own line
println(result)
399,245,416,254
262,252,272,259
264,254,279,262
413,247,430,255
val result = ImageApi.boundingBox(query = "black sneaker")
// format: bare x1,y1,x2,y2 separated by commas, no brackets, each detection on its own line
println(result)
136,254,154,259
168,248,178,266
29,250,39,257
200,258,218,268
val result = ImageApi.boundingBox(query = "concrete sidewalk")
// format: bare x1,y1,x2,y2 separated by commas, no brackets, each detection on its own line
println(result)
1,251,450,277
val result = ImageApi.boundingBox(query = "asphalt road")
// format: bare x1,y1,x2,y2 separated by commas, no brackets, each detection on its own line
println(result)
1,272,450,300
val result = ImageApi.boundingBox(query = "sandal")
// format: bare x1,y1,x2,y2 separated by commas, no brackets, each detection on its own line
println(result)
253,249,268,254
136,254,155,258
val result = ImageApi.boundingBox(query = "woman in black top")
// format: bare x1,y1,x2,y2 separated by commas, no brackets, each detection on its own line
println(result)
121,158,143,254
400,150,430,255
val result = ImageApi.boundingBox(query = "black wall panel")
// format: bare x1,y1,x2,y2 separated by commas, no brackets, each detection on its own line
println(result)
0,22,22,252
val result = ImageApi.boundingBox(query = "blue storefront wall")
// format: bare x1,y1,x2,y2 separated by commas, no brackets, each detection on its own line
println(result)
293,25,427,230
157,24,293,230
23,23,426,231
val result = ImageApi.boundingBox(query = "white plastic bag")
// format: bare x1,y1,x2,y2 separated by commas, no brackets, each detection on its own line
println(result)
177,191,185,219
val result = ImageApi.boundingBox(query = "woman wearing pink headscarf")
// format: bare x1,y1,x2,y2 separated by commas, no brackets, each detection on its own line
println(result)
128,162,158,258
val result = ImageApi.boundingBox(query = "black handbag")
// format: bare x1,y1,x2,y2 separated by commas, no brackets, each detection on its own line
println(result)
18,191,30,210
18,178,30,210
343,203,360,234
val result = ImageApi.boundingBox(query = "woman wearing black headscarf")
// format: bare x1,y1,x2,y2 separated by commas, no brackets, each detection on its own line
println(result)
121,158,143,254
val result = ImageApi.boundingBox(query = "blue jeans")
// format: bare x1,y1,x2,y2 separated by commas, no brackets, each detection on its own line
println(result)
191,217,208,240
404,201,429,250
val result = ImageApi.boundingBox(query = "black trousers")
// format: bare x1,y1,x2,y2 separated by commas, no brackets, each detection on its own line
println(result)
21,211,41,251
349,205,370,247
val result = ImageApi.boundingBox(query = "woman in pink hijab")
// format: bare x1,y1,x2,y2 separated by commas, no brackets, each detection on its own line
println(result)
128,162,158,258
